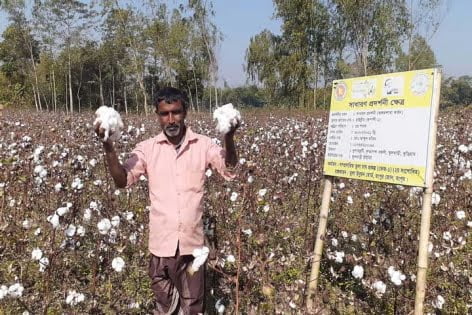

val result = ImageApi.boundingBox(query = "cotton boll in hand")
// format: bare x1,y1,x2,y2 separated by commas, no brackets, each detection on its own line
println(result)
93,106,124,142
188,246,209,275
213,103,241,134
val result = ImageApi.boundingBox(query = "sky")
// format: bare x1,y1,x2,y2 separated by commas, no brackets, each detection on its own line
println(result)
214,0,472,86
1,0,471,86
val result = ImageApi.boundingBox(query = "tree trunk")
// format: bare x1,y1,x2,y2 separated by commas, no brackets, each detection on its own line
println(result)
99,66,104,107
193,69,200,112
124,85,128,114
28,39,42,111
112,69,115,108
313,57,318,110
65,73,68,114
187,86,194,111
68,52,73,113
52,69,57,112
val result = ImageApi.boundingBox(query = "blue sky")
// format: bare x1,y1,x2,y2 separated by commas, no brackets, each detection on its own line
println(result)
1,0,471,86
214,0,472,86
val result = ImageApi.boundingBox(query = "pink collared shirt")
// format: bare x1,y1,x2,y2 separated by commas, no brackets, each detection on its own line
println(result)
123,128,234,257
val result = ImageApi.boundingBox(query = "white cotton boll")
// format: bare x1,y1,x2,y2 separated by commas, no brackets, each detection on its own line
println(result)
191,247,210,273
352,265,364,279
242,228,252,236
31,248,43,260
334,251,344,263
205,169,213,177
258,189,267,197
56,206,70,217
388,266,406,286
230,192,238,202
8,283,24,298
263,204,270,212
226,254,236,263
0,285,8,300
76,225,85,237
213,103,241,134
34,165,47,178
432,295,445,309
65,224,76,237
83,208,92,221
93,179,102,186
34,228,41,236
111,216,120,227
458,144,469,153
124,211,134,222
372,280,386,296
71,177,83,190
428,242,434,253
341,231,348,238
47,214,60,229
94,106,124,142
66,290,85,306
89,159,97,167
22,219,31,229
456,210,466,220
239,158,246,165
347,196,353,204
331,238,338,247
338,182,345,189
289,301,297,309
54,183,62,192
112,257,125,272
39,257,49,272
247,175,254,183
97,218,112,235
431,192,440,205
443,231,452,241
89,201,99,211
215,298,225,314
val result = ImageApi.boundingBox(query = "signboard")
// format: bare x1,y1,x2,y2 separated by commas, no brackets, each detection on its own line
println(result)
323,68,439,187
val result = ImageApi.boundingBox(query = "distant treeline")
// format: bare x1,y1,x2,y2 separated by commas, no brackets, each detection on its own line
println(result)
0,0,469,112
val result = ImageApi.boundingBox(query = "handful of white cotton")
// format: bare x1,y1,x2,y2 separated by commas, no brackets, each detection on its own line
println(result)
93,106,124,142
213,103,241,134
188,246,209,275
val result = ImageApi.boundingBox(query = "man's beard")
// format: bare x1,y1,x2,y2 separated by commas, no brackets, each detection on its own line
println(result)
164,124,181,137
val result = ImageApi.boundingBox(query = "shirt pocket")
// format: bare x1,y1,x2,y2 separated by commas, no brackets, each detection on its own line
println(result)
185,170,204,193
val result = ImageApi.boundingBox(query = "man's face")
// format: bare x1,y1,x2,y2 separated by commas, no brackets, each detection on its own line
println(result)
156,100,186,139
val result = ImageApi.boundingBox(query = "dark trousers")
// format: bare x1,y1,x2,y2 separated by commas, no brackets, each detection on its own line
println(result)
148,248,205,314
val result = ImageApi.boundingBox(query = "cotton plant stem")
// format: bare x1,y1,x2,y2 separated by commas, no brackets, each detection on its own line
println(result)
306,176,333,311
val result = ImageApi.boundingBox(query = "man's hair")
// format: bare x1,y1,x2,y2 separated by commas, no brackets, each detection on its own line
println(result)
155,87,188,112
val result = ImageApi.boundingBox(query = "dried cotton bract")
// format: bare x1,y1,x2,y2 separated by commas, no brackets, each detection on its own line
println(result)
94,106,124,142
213,103,241,134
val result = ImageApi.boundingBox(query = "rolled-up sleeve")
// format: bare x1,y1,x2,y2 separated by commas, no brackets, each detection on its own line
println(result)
206,140,235,181
123,142,147,187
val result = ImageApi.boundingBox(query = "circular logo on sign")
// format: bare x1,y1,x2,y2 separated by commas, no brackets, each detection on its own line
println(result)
335,81,347,101
411,73,429,96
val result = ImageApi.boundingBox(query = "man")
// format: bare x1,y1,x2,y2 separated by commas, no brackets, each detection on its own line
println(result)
96,87,238,314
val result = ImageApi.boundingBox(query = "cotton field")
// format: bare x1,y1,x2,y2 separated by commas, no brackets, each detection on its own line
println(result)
0,107,470,314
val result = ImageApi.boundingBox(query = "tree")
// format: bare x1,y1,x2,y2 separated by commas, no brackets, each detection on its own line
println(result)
396,35,437,71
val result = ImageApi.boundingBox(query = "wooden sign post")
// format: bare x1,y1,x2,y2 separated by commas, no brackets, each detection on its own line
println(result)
306,69,441,314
